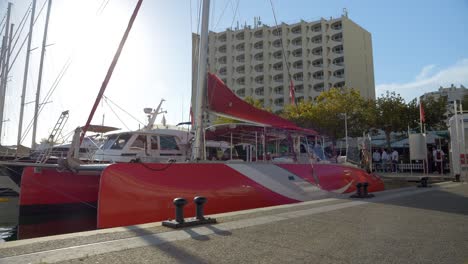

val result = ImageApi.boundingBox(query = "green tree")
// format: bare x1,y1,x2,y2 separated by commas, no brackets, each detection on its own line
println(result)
283,88,375,140
376,91,408,148
421,95,448,130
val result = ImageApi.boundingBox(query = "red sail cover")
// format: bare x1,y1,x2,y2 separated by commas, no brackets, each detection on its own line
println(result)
207,73,317,135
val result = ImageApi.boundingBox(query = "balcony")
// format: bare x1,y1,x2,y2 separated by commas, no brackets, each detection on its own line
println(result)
311,47,322,56
273,50,283,60
254,64,264,73
333,56,344,66
292,60,303,70
292,48,302,57
255,75,264,84
236,54,245,63
218,56,227,64
312,70,324,80
236,77,245,85
219,67,227,75
272,28,282,36
334,81,345,88
295,84,304,94
272,39,282,48
333,69,344,78
312,58,323,68
311,35,322,44
254,30,263,38
236,65,245,74
273,62,283,71
254,52,263,61
218,45,227,53
274,98,284,106
332,45,343,54
236,88,246,97
235,32,245,40
331,21,342,30
313,82,324,92
293,72,303,82
331,32,342,42
218,34,227,42
291,25,301,34
254,41,263,49
292,37,302,46
274,86,284,95
273,74,283,83
236,43,245,52
311,24,321,32
255,87,264,96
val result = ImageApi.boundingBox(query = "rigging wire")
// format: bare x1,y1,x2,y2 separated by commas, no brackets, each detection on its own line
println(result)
229,0,240,29
268,0,293,88
10,1,31,47
102,95,145,126
102,97,131,131
96,0,111,15
213,0,231,30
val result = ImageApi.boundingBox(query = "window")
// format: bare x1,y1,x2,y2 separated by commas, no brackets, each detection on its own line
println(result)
254,52,263,61
236,43,245,51
236,54,245,63
255,75,264,84
292,48,302,57
219,67,227,75
313,83,324,92
334,69,345,78
236,66,245,74
293,60,303,69
160,136,179,150
236,32,245,40
331,21,342,30
237,77,245,85
274,86,284,94
236,88,246,97
274,98,284,106
130,135,146,150
332,32,342,42
108,133,132,150
218,34,227,42
219,45,227,53
313,71,324,80
295,84,304,93
312,58,323,67
311,24,321,32
293,72,303,81
273,74,283,82
273,50,282,59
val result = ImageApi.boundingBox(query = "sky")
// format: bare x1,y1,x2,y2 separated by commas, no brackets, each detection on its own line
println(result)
0,0,467,147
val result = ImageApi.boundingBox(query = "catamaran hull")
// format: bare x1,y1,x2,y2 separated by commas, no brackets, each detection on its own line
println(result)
19,163,384,229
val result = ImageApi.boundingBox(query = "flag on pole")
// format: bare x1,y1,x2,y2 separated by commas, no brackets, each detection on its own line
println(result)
419,101,425,123
289,79,295,105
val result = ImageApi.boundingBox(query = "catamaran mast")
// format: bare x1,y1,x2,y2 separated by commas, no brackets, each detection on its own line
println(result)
192,0,210,160
17,0,37,152
0,2,12,145
32,0,52,149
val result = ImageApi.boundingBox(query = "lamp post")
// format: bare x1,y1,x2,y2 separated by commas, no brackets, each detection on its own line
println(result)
345,113,349,162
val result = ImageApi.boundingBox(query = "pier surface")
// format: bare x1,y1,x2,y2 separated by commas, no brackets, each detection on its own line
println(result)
1,181,467,264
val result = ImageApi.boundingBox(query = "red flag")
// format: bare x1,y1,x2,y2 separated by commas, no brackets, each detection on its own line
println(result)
289,79,295,105
419,101,425,123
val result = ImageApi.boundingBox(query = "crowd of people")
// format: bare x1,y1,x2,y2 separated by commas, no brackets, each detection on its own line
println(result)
372,148,399,172
371,146,446,174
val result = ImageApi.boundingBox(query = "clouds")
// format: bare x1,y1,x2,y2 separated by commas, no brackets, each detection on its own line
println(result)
376,59,468,101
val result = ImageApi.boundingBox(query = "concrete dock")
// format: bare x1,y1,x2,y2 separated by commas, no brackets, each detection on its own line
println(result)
0,181,467,264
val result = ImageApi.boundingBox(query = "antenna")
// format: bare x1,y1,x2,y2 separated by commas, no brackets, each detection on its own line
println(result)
343,8,348,17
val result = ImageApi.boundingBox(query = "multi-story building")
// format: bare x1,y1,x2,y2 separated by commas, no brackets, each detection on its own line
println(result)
422,84,467,107
205,14,375,112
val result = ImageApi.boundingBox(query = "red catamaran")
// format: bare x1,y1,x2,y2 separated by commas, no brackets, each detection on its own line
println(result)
19,0,384,231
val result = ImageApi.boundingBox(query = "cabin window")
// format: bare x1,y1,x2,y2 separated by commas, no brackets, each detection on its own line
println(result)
130,135,146,150
160,136,179,150
109,133,132,150
151,136,159,150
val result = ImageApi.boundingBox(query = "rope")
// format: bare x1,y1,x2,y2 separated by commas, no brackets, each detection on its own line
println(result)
102,95,145,126
103,97,131,130
229,0,240,29
136,158,176,172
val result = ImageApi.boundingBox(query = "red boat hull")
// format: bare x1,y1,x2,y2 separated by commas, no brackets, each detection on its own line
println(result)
19,163,384,229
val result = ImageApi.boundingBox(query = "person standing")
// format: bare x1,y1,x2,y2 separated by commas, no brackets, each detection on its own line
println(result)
381,149,389,172
391,149,399,173
372,149,381,171
433,147,445,174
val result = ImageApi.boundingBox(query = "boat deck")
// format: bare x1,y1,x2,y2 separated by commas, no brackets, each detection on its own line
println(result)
1,181,467,264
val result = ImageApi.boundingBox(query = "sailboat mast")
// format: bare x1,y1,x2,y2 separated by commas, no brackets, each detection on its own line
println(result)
17,0,37,151
0,2,12,145
32,0,52,149
192,0,210,160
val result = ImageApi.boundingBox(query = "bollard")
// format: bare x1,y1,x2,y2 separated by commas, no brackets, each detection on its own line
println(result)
173,197,187,223
350,183,363,198
418,177,430,188
362,182,369,196
454,174,460,182
194,196,207,220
